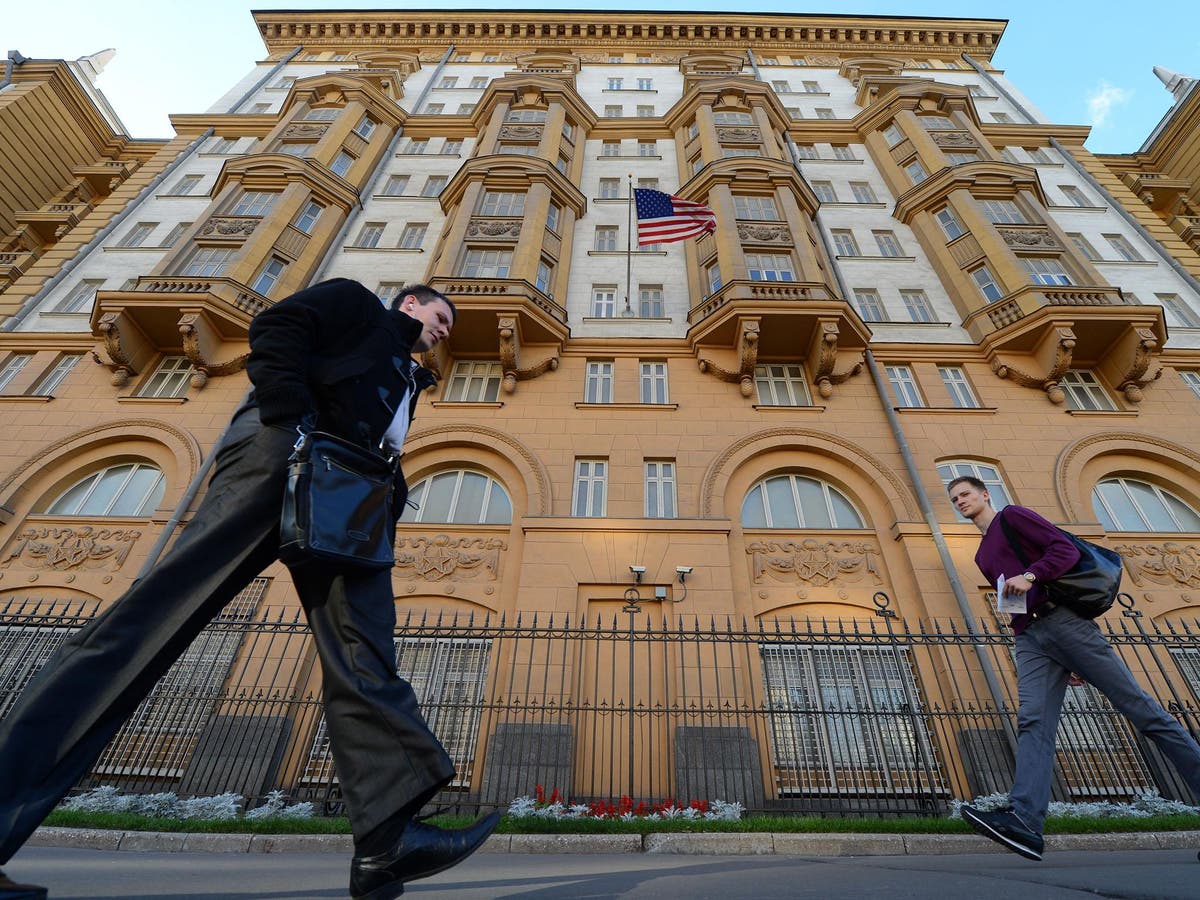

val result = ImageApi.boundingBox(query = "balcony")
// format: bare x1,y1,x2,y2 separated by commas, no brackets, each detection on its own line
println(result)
0,250,35,284
1170,214,1200,252
72,160,134,196
1122,172,1190,212
14,201,89,243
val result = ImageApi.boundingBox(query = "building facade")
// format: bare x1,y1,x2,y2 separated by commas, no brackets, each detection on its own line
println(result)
2,11,1200,815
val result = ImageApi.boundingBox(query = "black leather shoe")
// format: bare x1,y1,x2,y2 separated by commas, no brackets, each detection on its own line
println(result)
0,870,47,900
349,811,500,900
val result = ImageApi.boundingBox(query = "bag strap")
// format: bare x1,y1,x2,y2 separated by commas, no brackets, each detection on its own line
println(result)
996,508,1033,568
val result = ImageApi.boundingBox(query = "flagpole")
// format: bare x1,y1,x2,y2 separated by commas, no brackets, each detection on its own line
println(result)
622,173,634,317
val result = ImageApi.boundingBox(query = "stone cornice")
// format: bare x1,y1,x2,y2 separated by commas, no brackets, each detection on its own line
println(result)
893,160,1047,223
439,155,587,217
681,157,821,218
253,12,1006,60
212,153,361,211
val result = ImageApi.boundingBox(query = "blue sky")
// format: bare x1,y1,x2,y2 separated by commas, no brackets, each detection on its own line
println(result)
7,1,1198,153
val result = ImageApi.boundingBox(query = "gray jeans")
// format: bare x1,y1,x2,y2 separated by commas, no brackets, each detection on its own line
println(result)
1010,605,1200,833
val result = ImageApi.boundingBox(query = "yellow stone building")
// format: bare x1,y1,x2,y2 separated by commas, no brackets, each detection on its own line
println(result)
2,11,1199,815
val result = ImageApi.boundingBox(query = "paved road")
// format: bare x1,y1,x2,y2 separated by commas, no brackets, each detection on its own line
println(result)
7,846,1200,900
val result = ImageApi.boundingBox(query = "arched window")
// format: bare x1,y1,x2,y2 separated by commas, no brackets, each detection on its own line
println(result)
400,470,512,525
42,463,165,516
1091,478,1200,532
741,474,864,529
938,460,1011,519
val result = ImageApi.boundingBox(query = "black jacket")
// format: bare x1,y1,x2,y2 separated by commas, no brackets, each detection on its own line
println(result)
246,278,436,500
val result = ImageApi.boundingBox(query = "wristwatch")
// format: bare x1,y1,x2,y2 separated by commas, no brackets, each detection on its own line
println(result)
1022,571,1037,583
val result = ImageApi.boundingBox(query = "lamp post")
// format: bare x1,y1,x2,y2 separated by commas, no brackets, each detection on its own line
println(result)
622,586,641,801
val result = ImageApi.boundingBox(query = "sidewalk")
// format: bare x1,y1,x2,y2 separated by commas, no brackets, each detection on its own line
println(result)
27,825,1200,857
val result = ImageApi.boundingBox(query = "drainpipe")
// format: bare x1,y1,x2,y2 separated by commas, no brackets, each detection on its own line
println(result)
1,127,214,332
313,44,456,282
964,53,1200,297
1,50,27,93
228,45,303,113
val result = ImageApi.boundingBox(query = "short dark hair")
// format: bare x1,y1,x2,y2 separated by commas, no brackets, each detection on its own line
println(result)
390,283,457,323
947,475,987,494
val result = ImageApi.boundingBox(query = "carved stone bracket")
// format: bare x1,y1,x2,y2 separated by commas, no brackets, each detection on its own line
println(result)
1113,326,1163,403
96,312,137,387
498,316,558,393
179,313,248,388
698,319,759,396
990,326,1075,403
812,320,864,399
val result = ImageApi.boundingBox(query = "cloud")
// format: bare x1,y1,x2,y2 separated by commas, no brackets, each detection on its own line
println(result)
1086,81,1133,128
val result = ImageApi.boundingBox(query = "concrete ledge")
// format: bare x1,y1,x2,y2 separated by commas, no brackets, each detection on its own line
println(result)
118,832,188,852
509,834,642,854
27,826,121,851
247,834,354,854
904,833,1005,855
1154,829,1200,850
645,833,774,855
1046,832,1162,852
180,833,254,853
773,832,906,856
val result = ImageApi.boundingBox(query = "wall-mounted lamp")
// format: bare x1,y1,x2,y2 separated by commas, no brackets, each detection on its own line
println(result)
629,565,646,584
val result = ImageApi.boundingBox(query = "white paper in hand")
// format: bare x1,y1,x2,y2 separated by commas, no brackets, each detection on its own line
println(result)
996,574,1026,614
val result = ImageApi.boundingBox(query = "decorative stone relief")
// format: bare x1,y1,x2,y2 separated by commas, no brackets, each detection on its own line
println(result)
930,131,976,148
997,227,1061,250
747,539,883,585
716,126,761,143
466,219,522,239
1,526,140,571
394,535,506,581
498,124,543,141
282,123,328,139
1114,543,1200,589
737,224,793,245
199,217,258,237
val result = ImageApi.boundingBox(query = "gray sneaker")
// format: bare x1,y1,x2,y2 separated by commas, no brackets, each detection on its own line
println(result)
961,804,1044,861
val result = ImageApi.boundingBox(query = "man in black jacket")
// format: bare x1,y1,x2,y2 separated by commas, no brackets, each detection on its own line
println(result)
0,279,497,900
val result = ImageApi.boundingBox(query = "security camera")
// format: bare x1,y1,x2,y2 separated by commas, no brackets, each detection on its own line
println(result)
675,566,693,575
629,565,646,583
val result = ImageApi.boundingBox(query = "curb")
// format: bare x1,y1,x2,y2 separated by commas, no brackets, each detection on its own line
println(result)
27,826,1200,856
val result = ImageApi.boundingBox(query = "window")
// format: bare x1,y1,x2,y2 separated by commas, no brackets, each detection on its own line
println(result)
904,159,927,185
274,76,297,89
457,103,476,114
545,203,561,234
601,140,621,157
849,182,877,203
938,460,1012,514
935,207,965,240
470,76,488,89
599,178,621,200
460,248,512,278
980,198,1027,225
901,290,936,323
771,80,791,92
811,181,837,203
1026,146,1053,164
706,263,722,296
1060,185,1090,207
376,283,405,303
29,354,82,396
723,147,761,159
483,54,499,62
888,367,921,408
971,265,1003,302
854,289,888,322
607,77,624,90
251,257,287,295
399,223,428,250
992,112,1013,123
137,355,193,399
380,174,410,197
161,221,193,246
969,85,986,97
873,230,903,257
249,103,271,114
640,361,669,404
938,366,979,408
998,147,1019,163
442,139,463,156
421,176,447,197
168,174,203,196
444,361,502,403
55,279,102,313
815,108,836,120
499,143,537,156
1021,257,1073,286
283,202,321,238
1181,370,1200,399
946,151,979,166
794,143,817,159
304,108,339,121
573,460,608,516
0,354,32,392
182,246,235,278
636,105,654,118
278,143,312,158
831,230,860,257
920,115,956,131
44,463,166,517
713,111,753,126
755,364,810,406
882,123,903,146
423,103,445,115
354,222,386,249
803,81,821,93
733,196,779,220
353,116,376,139
1092,478,1200,533
1157,293,1200,327
229,191,275,219
637,78,653,91
591,286,617,318
644,461,677,518
1068,232,1099,260
786,108,802,119
594,226,619,252
115,222,157,248
637,178,658,192
402,139,429,155
638,139,657,157
401,470,512,525
741,474,864,529
1060,370,1116,411
1104,234,1143,262
639,285,664,318
330,150,354,177
208,137,237,154
506,109,546,123
438,76,458,89
604,105,622,118
535,259,553,293
746,253,795,282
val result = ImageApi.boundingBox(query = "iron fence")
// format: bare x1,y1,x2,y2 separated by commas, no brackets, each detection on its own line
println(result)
1,593,1199,817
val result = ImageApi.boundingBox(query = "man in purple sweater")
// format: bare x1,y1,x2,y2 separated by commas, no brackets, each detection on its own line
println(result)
948,476,1200,860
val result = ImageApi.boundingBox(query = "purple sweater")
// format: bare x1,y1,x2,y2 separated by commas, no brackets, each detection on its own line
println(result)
974,505,1081,634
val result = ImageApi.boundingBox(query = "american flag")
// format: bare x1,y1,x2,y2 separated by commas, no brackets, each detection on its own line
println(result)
634,188,717,246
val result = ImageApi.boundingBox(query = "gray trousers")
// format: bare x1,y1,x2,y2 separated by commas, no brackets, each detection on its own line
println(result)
0,405,454,864
1011,605,1200,833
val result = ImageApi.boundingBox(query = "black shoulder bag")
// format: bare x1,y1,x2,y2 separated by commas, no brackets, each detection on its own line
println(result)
997,510,1123,619
279,429,398,572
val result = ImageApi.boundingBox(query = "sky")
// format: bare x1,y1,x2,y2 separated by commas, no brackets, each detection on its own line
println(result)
5,1,1198,154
